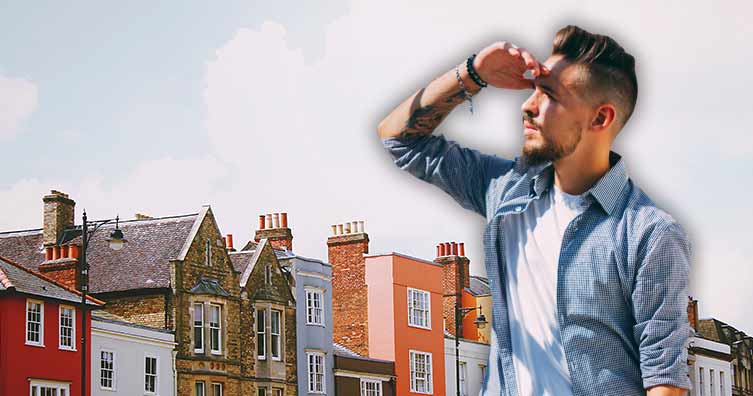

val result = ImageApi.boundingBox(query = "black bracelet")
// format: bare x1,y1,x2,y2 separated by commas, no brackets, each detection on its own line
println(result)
466,54,488,88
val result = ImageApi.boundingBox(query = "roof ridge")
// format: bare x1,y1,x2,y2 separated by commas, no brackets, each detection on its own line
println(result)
0,255,104,305
98,212,199,225
0,228,43,236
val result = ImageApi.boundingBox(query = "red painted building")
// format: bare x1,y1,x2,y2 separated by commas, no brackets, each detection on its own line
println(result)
0,255,102,396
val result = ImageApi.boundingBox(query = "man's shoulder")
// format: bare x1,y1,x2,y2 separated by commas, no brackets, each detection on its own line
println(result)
617,180,690,243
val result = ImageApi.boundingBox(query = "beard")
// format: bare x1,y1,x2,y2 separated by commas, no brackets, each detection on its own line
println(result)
522,116,582,166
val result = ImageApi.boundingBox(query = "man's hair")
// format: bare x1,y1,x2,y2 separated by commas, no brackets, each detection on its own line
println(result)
552,25,638,130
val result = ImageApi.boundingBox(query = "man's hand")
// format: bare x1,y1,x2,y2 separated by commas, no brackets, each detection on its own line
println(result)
646,385,688,396
473,41,549,90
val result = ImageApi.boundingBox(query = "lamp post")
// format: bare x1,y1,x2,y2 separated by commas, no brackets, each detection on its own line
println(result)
455,305,487,396
79,211,126,396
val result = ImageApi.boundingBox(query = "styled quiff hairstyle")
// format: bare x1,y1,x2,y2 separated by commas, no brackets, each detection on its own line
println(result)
552,25,638,129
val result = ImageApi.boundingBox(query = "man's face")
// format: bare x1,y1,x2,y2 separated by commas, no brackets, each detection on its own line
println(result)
520,55,593,166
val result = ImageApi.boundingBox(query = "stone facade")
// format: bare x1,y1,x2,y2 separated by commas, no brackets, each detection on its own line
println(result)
42,190,75,247
328,231,370,357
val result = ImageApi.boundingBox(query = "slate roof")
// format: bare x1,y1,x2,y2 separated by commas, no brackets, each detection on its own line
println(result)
0,256,103,305
230,243,295,275
0,213,198,294
333,342,362,358
467,275,491,297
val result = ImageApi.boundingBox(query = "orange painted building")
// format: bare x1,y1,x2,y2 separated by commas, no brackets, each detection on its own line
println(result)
365,253,447,396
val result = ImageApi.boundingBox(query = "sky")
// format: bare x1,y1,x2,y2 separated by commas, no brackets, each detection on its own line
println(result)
1,1,751,333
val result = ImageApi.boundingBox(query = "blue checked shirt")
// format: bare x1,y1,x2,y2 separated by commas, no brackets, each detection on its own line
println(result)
383,134,693,396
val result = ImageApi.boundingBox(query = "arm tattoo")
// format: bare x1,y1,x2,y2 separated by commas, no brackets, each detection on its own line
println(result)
399,88,467,138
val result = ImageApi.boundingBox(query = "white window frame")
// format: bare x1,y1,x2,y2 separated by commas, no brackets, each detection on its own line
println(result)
211,383,223,396
459,361,468,396
209,304,222,355
29,379,70,396
305,288,324,326
271,309,281,360
307,351,326,394
193,302,204,353
26,299,44,346
144,354,158,394
407,288,431,330
257,308,266,360
58,305,76,351
360,378,383,396
409,350,433,394
196,381,206,396
99,349,116,391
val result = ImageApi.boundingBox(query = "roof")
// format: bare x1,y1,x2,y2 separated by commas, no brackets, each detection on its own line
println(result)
92,310,173,334
230,242,296,276
0,213,198,294
0,256,103,305
467,275,491,297
333,342,361,358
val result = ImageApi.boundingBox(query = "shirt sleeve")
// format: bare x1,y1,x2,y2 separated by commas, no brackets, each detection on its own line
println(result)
631,221,694,390
382,134,515,217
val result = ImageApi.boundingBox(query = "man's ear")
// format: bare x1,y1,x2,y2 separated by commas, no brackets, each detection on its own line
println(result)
591,104,616,131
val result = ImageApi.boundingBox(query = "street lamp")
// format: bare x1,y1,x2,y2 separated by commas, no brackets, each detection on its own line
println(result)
455,305,487,396
79,211,126,396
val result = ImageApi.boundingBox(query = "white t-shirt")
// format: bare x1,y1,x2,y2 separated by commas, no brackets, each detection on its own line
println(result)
502,182,589,396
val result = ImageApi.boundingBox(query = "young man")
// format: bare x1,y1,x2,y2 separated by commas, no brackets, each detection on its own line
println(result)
378,26,692,396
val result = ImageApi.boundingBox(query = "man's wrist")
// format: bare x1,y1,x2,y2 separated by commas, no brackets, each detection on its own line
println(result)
456,60,484,94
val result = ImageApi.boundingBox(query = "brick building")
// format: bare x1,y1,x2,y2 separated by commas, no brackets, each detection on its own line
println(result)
696,315,753,396
0,190,299,395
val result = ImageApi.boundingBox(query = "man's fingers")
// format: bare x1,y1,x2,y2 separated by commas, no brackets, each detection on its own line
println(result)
518,48,541,77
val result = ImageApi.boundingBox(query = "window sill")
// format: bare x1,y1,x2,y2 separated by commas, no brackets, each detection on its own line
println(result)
407,323,432,331
25,341,45,348
306,322,326,327
59,346,77,352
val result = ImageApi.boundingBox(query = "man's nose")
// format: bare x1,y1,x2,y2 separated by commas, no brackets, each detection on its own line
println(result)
521,91,539,117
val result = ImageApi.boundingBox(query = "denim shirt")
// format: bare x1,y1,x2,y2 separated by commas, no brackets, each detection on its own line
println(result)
383,134,693,396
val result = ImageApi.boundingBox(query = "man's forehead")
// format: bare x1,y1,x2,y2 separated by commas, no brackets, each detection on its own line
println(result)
535,55,585,94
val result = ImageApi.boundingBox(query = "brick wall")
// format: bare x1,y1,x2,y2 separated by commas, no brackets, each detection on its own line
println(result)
328,232,370,356
104,292,168,329
435,254,470,337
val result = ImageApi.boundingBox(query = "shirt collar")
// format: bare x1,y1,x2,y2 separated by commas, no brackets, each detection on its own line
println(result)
528,151,629,216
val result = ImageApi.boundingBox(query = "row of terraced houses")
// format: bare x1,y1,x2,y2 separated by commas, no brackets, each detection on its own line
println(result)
0,190,752,396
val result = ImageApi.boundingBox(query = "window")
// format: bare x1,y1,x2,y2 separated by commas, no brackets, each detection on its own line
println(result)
710,369,715,396
459,361,468,396
272,389,283,396
360,379,382,396
194,303,204,353
257,388,266,396
407,288,431,329
210,304,222,354
306,289,324,325
205,239,212,266
700,367,705,396
26,299,44,345
212,383,223,396
257,308,266,359
196,381,206,396
271,310,281,360
100,350,115,390
409,350,433,394
145,355,158,393
307,352,325,393
29,380,70,396
479,364,487,381
59,306,75,350
720,371,725,396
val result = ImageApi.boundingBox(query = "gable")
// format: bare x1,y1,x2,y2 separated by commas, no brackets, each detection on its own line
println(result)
241,239,294,304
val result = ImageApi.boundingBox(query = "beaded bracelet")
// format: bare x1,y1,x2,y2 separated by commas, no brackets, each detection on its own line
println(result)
466,54,488,88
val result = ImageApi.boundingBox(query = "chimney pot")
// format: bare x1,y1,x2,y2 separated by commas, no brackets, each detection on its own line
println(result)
439,243,446,256
45,247,53,261
69,244,79,259
273,213,280,228
345,222,352,234
52,246,60,260
61,245,69,259
359,221,365,233
222,236,227,246
351,221,358,233
443,242,451,256
259,215,266,230
337,224,344,235
459,242,465,257
266,214,273,229
281,213,288,228
436,244,441,257
331,225,337,235
451,242,458,255
226,234,234,249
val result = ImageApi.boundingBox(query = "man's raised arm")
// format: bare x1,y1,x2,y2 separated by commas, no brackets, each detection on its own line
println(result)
377,41,547,140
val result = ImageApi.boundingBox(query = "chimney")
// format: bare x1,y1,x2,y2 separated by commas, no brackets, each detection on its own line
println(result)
328,219,370,356
254,212,293,251
687,297,699,332
225,234,236,252
435,240,471,337
42,190,75,246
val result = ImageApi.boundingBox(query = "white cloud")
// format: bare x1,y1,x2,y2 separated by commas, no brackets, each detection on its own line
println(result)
0,73,38,140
